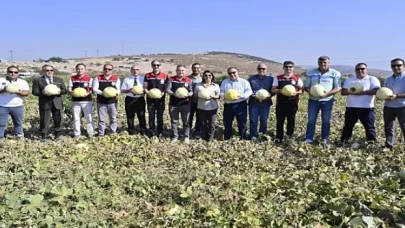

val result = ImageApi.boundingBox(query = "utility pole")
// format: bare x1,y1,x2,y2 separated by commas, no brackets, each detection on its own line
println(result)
9,50,14,61
97,49,99,57
121,45,124,55
84,51,87,58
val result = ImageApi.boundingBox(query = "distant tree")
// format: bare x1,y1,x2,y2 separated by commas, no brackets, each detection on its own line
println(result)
47,56,63,62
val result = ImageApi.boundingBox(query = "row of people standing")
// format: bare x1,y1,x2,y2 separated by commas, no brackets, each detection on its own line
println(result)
0,56,405,149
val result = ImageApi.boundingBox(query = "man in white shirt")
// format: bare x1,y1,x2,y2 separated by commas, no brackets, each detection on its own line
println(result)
220,67,253,140
0,66,30,139
121,65,146,135
340,63,380,144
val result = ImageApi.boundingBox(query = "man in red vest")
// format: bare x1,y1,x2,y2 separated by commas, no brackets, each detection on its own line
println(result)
271,61,303,143
92,64,121,136
144,60,168,138
68,63,94,139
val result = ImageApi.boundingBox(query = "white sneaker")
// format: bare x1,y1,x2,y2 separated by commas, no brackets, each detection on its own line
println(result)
305,139,313,144
171,138,178,143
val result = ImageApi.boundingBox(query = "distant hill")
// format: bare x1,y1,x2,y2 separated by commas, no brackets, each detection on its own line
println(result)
299,65,391,78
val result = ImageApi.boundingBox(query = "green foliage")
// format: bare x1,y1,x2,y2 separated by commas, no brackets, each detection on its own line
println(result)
0,88,404,227
46,57,64,62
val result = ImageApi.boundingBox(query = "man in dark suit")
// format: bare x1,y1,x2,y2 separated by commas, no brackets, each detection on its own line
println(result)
32,64,67,142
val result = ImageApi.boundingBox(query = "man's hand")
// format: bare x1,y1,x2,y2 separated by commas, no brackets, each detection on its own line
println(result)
68,88,73,93
389,94,398,100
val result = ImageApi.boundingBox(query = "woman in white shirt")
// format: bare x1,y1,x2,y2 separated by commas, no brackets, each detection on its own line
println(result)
194,70,220,141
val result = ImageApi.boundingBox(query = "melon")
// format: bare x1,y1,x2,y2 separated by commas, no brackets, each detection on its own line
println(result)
376,87,393,100
72,87,88,97
148,88,162,99
224,89,239,101
348,82,364,94
103,87,117,98
310,84,325,97
255,89,270,101
132,85,144,95
174,87,188,98
198,87,212,99
281,85,296,97
43,84,60,96
6,82,20,93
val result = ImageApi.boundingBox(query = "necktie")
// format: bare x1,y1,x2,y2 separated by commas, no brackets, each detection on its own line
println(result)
134,77,138,86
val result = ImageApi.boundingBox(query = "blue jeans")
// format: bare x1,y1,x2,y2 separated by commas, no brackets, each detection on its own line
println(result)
249,103,270,138
223,101,247,140
0,106,24,138
305,99,334,141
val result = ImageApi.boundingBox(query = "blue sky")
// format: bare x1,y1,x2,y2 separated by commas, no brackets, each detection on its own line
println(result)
1,0,403,70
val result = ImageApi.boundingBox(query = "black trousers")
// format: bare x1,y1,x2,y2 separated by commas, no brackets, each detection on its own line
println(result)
147,99,165,135
39,105,62,137
198,108,217,141
125,96,146,134
276,101,298,140
341,107,376,142
383,106,405,148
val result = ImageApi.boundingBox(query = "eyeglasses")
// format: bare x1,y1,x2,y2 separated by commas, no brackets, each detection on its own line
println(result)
257,68,266,70
204,74,212,77
8,71,19,74
391,64,403,68
104,68,113,71
133,69,140,70
152,64,161,67
45,69,54,72
355,68,366,71
228,71,237,75
284,66,294,68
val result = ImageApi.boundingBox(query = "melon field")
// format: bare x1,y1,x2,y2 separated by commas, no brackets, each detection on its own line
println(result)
1,76,405,228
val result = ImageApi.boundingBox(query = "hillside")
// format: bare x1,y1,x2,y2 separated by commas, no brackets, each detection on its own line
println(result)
0,52,306,78
300,65,392,78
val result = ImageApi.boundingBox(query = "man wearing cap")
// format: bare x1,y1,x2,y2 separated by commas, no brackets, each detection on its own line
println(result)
121,64,147,135
0,66,30,139
247,63,273,140
304,56,341,147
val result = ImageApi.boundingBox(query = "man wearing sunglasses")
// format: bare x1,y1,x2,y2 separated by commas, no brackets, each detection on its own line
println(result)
382,58,405,150
340,63,380,145
248,63,274,140
144,60,168,138
92,64,121,136
32,64,67,142
0,66,30,139
304,56,341,148
220,67,253,140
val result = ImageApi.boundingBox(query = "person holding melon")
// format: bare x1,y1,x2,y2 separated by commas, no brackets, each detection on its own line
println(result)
32,64,67,142
68,63,95,139
247,63,274,140
166,65,193,143
220,67,253,140
0,66,30,139
92,64,121,136
121,64,147,136
271,61,304,143
340,63,380,145
381,58,405,150
188,63,203,139
144,60,169,138
194,70,220,142
304,56,342,148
